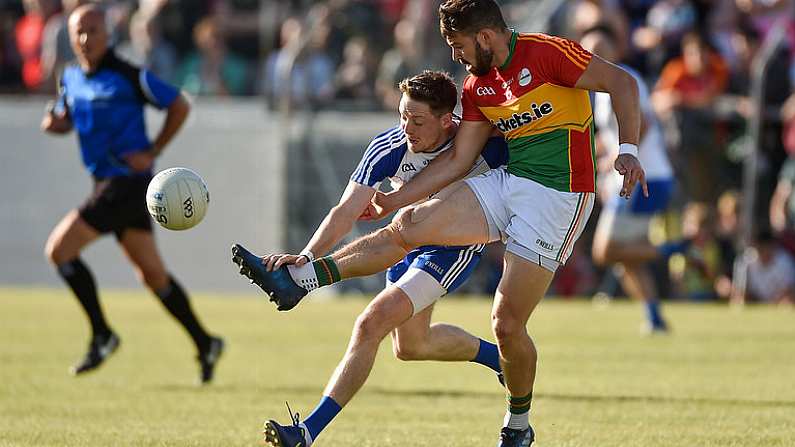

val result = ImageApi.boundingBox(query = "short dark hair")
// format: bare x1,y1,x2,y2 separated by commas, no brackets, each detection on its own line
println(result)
398,70,458,115
439,0,507,37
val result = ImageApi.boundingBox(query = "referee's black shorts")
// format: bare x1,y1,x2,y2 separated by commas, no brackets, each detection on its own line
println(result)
79,174,153,240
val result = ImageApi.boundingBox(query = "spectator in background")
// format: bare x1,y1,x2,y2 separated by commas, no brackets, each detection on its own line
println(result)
736,0,794,41
704,0,741,71
0,3,24,91
714,190,740,299
653,31,729,204
260,14,335,109
104,0,134,49
732,229,795,305
671,203,722,301
15,0,58,90
633,0,697,75
40,0,86,89
155,0,211,57
770,153,795,254
375,19,423,111
175,16,250,96
784,89,795,157
215,0,262,62
117,9,177,81
334,35,377,104
566,0,630,57
400,0,457,75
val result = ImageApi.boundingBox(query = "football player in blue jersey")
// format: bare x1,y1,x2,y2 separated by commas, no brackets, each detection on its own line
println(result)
233,70,508,447
41,4,224,383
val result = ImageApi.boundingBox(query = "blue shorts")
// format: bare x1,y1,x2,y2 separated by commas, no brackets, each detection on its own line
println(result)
611,178,674,215
387,244,483,293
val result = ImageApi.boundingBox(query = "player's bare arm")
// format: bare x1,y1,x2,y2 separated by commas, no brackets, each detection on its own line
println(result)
372,119,493,219
575,55,647,198
266,181,376,270
125,93,191,172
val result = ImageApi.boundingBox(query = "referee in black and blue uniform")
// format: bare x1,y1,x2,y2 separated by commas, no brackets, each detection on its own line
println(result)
41,4,224,383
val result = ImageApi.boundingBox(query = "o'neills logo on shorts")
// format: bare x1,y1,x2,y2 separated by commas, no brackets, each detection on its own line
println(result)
535,238,554,251
494,102,553,133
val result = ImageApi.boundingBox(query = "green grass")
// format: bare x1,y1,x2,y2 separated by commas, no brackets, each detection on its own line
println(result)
1,287,794,446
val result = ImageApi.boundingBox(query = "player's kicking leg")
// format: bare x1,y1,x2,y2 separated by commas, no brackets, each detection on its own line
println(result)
232,182,490,310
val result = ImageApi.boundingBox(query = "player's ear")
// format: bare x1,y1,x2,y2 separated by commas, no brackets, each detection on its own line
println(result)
477,28,495,48
440,112,454,128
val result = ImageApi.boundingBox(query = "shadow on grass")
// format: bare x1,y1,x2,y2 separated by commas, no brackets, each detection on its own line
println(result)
144,383,795,409
366,387,795,409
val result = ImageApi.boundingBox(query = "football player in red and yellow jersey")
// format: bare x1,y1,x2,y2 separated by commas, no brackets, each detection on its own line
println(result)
237,1,646,445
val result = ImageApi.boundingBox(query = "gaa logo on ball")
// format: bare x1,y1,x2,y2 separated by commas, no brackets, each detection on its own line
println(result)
146,167,209,230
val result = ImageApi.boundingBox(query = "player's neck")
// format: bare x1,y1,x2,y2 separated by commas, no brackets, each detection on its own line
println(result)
436,123,457,149
78,55,103,73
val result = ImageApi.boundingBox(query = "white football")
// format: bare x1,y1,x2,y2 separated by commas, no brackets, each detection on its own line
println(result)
146,167,209,231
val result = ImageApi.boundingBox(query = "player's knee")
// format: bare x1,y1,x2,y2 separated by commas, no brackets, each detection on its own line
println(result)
591,245,608,267
44,237,69,265
383,209,418,252
392,339,426,361
138,267,168,291
44,241,58,265
491,309,526,343
593,240,622,266
352,310,391,344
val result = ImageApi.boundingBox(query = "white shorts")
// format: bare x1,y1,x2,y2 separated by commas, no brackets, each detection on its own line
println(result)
465,167,595,271
385,244,482,315
595,209,652,242
386,268,447,315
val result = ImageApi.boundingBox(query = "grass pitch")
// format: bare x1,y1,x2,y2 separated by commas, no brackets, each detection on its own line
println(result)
1,287,794,447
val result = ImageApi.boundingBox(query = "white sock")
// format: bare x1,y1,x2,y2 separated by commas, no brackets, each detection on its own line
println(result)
504,410,530,431
299,422,313,446
287,263,319,292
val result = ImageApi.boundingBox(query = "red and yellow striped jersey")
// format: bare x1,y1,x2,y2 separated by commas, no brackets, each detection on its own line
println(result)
462,32,596,192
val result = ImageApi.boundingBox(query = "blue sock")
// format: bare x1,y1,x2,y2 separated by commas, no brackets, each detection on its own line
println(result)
471,338,502,373
644,300,665,328
303,395,342,441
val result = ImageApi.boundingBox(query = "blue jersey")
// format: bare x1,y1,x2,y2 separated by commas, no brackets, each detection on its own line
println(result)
351,125,508,259
351,125,508,190
56,51,179,178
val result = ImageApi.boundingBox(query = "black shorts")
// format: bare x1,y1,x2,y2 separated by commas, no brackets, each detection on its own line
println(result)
79,174,153,240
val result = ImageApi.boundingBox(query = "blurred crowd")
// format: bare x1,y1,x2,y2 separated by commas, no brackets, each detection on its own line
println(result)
2,0,794,304
540,0,795,307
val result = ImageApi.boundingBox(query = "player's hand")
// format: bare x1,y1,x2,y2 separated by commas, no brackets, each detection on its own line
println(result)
124,151,155,172
262,253,308,271
358,202,379,221
614,153,648,200
41,101,72,133
359,191,395,221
